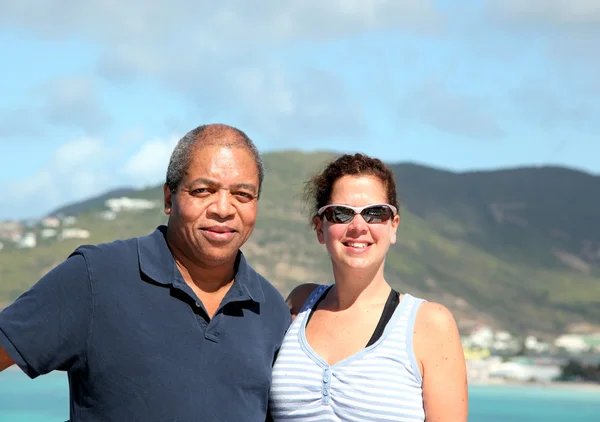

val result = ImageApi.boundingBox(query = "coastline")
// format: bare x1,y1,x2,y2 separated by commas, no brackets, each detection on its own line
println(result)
6,365,600,392
469,379,600,392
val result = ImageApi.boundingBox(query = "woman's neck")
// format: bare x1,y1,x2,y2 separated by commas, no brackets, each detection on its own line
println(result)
329,263,390,310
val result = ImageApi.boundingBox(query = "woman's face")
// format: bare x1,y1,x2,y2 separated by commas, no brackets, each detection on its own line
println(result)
314,175,400,271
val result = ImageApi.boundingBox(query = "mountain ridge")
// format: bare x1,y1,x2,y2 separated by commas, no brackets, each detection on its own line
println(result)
1,150,598,336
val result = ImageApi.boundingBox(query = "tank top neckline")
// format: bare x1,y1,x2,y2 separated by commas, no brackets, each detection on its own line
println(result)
298,285,413,369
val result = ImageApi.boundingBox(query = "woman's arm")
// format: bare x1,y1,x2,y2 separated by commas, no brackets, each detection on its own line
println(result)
0,346,15,372
286,283,320,322
414,302,469,422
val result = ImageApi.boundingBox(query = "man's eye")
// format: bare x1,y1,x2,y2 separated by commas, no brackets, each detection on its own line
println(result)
235,192,254,200
191,188,209,195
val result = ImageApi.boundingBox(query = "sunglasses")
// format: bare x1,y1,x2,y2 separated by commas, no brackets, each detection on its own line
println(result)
317,204,397,224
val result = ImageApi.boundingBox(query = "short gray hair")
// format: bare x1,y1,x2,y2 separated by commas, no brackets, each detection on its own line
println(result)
165,124,265,197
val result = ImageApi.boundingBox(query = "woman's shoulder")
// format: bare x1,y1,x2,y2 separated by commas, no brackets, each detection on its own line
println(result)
286,283,323,320
413,301,463,367
412,301,468,421
414,301,457,330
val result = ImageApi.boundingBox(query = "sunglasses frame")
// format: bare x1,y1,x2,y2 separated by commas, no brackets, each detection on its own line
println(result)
317,203,398,224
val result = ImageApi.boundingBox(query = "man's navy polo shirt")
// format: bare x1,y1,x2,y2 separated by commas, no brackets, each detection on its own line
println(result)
0,225,291,421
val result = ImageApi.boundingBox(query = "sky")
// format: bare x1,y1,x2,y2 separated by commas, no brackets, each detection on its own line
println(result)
0,0,599,220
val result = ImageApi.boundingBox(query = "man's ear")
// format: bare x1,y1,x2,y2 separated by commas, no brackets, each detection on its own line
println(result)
163,184,172,215
314,215,326,244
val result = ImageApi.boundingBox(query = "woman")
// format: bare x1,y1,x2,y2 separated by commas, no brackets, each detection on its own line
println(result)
269,153,468,421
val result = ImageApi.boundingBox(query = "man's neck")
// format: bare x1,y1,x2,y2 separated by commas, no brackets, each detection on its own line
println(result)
166,235,238,294
175,257,236,294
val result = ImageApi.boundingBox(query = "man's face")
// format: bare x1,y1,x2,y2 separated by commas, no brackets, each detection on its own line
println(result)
164,144,260,268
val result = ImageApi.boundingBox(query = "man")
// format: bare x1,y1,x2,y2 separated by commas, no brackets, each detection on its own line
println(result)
0,124,291,421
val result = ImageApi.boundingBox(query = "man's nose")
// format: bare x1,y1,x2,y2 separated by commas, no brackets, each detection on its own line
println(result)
209,190,234,218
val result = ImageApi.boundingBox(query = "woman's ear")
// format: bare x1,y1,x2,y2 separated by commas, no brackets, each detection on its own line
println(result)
314,215,326,244
389,213,400,244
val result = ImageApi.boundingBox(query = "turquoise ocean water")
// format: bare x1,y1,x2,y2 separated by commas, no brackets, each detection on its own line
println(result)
1,369,600,421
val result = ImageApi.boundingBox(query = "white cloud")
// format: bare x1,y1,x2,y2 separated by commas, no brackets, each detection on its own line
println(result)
0,107,42,138
400,80,505,139
53,137,105,169
39,77,110,132
488,0,600,26
1,0,442,83
202,63,367,144
0,1,442,42
1,134,181,219
0,0,440,143
485,0,600,96
5,137,112,218
510,83,597,129
0,76,109,139
122,135,180,187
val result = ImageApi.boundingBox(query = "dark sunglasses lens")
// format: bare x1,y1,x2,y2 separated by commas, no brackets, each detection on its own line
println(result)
325,206,355,223
361,206,393,223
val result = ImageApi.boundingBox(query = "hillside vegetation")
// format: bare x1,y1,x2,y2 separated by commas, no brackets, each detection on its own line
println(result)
1,151,599,336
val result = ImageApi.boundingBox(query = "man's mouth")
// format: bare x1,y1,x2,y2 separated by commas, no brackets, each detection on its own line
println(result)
202,226,236,233
200,226,236,241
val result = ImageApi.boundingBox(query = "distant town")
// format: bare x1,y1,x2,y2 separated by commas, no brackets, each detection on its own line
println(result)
462,325,600,386
0,197,158,250
1,196,599,387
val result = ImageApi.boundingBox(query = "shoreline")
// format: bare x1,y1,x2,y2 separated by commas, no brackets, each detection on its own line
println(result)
469,379,600,391
6,365,600,392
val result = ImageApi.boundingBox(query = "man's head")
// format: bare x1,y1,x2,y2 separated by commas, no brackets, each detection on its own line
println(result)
166,124,264,197
163,124,263,269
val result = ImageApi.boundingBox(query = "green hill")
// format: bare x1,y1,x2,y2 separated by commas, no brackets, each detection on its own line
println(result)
1,151,598,336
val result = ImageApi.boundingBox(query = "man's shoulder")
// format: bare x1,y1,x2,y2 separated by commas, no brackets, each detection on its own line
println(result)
252,271,286,303
73,236,138,259
71,228,161,263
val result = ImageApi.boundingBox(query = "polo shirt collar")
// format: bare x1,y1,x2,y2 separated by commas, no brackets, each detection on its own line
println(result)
233,250,266,303
137,225,265,303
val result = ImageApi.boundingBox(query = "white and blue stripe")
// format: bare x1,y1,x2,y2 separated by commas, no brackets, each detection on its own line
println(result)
269,285,426,422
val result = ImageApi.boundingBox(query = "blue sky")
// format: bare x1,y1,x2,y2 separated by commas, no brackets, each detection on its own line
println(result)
0,0,599,219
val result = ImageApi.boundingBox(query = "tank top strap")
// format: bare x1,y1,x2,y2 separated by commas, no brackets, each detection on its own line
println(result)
397,293,427,385
298,284,332,314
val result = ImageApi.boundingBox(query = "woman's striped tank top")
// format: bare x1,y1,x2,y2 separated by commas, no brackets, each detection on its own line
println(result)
269,284,426,422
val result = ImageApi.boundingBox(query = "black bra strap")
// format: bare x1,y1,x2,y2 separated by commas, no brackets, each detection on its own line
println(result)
366,289,400,347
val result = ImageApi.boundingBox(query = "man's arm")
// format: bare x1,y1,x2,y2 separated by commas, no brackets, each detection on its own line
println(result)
0,251,93,378
0,345,14,372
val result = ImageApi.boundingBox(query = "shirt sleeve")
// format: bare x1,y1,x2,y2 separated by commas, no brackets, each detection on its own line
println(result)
0,251,92,378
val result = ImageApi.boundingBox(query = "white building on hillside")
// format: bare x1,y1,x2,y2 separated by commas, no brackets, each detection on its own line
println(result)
41,217,60,228
465,326,494,349
100,210,117,220
17,232,36,249
40,229,57,239
105,197,157,212
59,228,91,241
554,334,589,354
62,216,77,226
0,221,24,241
489,360,561,383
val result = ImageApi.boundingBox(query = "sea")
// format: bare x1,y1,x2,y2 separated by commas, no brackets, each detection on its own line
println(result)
1,369,600,421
